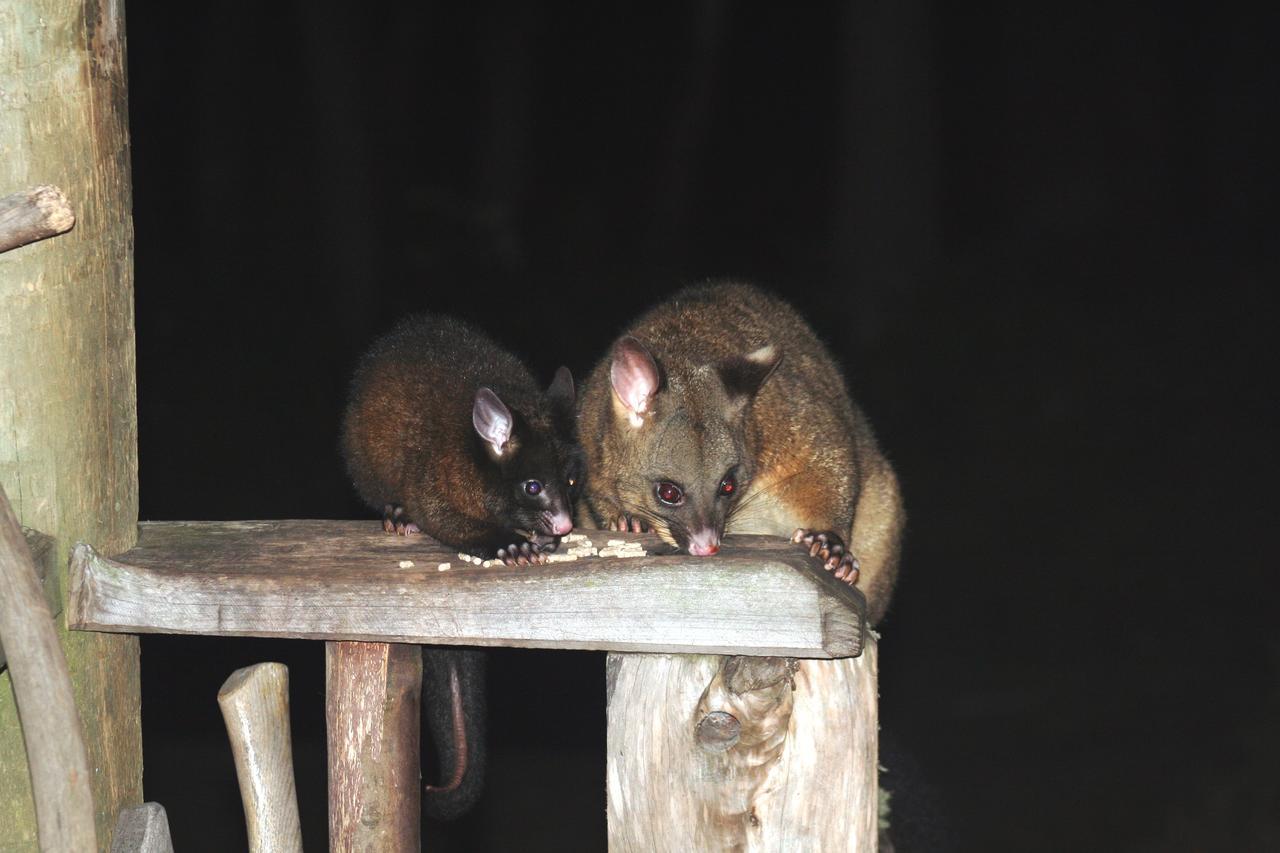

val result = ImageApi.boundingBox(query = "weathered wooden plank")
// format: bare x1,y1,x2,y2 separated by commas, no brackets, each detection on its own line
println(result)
327,641,421,852
67,521,866,659
607,643,880,851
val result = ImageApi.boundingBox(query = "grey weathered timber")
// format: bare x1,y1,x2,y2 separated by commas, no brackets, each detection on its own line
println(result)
67,520,867,659
607,644,880,851
218,663,304,853
109,803,174,853
0,487,97,851
0,185,75,254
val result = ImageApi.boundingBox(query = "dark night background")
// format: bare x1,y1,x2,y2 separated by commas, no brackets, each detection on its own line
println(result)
124,2,1274,851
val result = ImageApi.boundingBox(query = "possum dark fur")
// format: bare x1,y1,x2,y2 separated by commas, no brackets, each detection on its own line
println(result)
341,314,584,818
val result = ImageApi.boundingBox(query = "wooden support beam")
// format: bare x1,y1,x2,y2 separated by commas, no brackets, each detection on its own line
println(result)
326,641,422,852
67,521,867,659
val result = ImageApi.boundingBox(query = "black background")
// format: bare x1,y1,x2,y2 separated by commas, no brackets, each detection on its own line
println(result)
126,2,1274,850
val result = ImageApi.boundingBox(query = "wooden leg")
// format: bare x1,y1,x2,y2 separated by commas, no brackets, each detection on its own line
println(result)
326,641,422,852
218,662,303,853
606,640,879,851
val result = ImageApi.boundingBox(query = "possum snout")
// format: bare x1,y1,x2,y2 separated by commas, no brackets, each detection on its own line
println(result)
686,528,721,556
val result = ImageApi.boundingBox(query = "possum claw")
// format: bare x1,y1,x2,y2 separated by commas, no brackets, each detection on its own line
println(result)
382,505,421,536
792,528,860,586
497,540,550,567
609,513,650,533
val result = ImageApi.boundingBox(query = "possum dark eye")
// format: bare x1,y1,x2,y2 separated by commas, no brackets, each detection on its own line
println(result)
656,481,684,506
523,480,544,496
718,475,736,497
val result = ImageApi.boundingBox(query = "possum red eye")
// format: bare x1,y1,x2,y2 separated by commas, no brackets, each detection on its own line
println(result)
524,480,543,496
656,481,684,506
719,476,736,497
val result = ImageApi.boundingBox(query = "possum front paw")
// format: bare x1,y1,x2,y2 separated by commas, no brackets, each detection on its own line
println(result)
608,513,651,534
791,528,860,585
494,540,553,567
382,504,421,535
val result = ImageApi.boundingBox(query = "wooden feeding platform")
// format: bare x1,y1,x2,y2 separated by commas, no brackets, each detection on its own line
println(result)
68,520,880,851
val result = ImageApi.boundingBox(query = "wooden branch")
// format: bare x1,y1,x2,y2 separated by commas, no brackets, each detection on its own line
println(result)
217,663,304,853
67,521,866,659
327,641,422,852
0,485,97,851
0,185,75,254
110,803,174,853
606,642,880,851
0,527,57,671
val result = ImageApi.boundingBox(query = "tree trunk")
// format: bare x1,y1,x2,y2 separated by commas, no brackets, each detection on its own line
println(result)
607,643,879,851
0,0,142,849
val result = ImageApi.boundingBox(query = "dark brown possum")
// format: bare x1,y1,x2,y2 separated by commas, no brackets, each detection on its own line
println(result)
342,314,583,562
341,314,584,818
577,282,903,624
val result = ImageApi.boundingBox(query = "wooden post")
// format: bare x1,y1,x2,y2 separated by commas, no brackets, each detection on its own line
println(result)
218,663,304,853
607,643,880,851
0,0,141,847
326,641,422,852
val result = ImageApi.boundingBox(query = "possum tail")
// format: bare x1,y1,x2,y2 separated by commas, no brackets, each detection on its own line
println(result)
422,647,487,820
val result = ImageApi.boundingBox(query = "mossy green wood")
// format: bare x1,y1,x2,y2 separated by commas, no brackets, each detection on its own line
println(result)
0,0,141,849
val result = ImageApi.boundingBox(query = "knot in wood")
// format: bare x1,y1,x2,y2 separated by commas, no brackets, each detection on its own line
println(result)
695,710,741,752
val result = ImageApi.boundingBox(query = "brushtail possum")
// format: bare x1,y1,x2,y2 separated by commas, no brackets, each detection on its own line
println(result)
577,282,903,623
341,314,584,817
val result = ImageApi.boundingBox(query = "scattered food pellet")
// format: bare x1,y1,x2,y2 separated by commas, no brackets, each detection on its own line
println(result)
599,547,647,558
563,533,588,542
398,560,415,569
547,553,579,563
437,563,451,571
606,539,625,546
482,560,493,568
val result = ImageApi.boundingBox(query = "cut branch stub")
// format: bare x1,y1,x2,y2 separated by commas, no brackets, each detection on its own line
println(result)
694,710,741,753
0,185,75,254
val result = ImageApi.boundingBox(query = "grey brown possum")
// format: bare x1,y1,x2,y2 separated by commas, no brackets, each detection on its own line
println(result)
341,314,584,817
577,282,903,623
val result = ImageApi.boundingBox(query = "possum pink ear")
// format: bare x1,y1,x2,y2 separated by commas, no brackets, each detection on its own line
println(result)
610,337,660,419
473,387,514,456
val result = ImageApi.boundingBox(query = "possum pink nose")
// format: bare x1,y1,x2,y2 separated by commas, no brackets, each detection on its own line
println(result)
549,511,573,536
687,531,721,556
